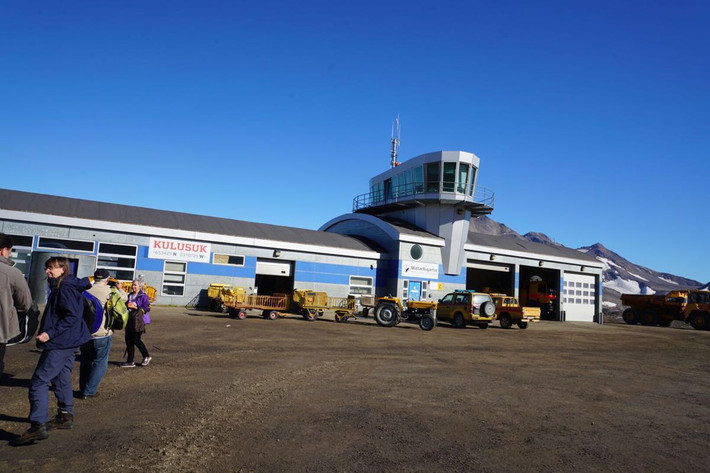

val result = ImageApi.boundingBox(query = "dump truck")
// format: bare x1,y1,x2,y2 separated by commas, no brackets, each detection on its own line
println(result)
489,293,541,329
620,290,710,330
520,276,557,320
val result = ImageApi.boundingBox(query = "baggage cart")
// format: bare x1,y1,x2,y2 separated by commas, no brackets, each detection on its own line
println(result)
224,293,289,320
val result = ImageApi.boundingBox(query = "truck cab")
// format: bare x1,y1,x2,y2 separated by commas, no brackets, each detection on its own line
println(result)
436,290,495,329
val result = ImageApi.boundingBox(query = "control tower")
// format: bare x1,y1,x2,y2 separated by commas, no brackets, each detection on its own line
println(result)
351,150,494,275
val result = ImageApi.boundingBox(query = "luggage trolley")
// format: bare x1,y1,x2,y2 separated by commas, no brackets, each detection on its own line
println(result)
224,294,289,320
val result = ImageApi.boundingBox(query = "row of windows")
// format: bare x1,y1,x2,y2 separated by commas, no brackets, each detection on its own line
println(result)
564,290,593,297
370,161,477,203
4,232,374,298
564,297,594,305
564,280,595,289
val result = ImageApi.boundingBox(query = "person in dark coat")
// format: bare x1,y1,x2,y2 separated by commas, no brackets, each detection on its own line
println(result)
12,257,91,446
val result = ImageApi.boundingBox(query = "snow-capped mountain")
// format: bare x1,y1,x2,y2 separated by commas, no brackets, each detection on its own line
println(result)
469,216,706,312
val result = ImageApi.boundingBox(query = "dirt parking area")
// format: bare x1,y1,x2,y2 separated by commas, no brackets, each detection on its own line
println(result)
1,307,708,473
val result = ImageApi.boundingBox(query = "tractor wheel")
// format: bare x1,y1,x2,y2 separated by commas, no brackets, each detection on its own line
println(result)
478,322,489,329
690,311,709,330
264,310,278,320
481,301,495,317
419,315,436,331
517,321,529,329
334,312,346,323
622,309,638,325
302,309,317,321
236,310,247,320
375,303,399,327
639,309,659,326
453,313,465,329
499,313,513,329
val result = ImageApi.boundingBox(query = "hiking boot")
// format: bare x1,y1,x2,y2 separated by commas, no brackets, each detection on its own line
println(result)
119,361,136,368
140,356,152,366
11,423,49,446
47,411,73,430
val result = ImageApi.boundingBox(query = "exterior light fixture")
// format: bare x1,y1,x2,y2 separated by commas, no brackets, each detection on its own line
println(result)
538,261,544,267
273,250,281,257
490,255,496,260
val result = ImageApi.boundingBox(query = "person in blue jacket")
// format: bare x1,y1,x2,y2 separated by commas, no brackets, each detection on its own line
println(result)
12,256,92,446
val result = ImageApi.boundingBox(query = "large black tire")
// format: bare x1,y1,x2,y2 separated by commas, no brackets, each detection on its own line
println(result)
264,310,278,320
453,313,465,329
419,315,436,331
481,301,495,317
236,309,247,320
375,303,399,327
518,321,529,329
302,308,317,321
499,313,513,329
622,309,638,325
477,322,488,329
639,309,659,326
690,311,709,330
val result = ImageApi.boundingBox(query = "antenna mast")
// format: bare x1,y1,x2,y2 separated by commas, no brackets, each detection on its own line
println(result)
390,115,400,168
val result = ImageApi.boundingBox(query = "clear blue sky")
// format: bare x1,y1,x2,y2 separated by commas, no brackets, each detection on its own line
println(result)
1,1,708,283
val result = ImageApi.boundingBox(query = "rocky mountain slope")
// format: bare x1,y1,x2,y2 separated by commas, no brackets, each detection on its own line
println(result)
469,216,706,312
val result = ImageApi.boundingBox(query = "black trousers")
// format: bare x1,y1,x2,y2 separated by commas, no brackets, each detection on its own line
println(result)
124,328,149,363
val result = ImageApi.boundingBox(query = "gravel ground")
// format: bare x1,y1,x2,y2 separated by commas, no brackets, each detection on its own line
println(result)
1,307,709,473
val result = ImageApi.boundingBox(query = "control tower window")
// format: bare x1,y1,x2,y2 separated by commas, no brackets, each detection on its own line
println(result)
425,163,440,192
442,162,456,192
413,166,424,193
458,164,470,193
468,167,477,196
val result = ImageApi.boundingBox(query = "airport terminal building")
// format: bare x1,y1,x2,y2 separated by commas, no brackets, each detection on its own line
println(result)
0,150,604,323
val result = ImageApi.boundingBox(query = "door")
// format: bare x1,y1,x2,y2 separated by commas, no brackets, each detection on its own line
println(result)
408,281,421,301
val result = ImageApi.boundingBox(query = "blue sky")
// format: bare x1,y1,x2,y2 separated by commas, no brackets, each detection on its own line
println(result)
1,1,708,283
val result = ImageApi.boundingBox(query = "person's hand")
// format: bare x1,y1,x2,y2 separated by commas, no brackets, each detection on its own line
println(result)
37,332,50,343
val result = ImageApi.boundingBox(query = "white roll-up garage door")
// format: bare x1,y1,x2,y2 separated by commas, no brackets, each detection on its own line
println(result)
256,259,291,276
562,272,597,322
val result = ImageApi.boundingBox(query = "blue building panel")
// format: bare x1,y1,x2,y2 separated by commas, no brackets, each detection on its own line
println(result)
295,261,375,285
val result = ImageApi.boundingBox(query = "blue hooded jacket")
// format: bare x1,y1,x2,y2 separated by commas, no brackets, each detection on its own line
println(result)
39,274,92,350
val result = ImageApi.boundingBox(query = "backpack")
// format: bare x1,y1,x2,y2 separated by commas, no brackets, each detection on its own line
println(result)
105,289,129,330
6,302,40,346
82,291,104,334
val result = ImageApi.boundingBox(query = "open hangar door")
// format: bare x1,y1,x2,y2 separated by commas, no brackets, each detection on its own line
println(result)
519,265,561,321
466,262,514,295
255,259,294,296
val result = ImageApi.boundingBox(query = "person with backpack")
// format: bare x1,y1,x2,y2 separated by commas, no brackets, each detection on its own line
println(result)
12,257,92,446
120,278,152,368
78,269,127,400
0,233,33,380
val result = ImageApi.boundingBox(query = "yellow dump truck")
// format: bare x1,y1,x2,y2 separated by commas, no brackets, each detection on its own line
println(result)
621,290,710,330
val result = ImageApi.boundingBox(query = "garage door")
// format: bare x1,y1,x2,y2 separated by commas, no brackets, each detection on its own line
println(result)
256,259,291,276
562,272,597,322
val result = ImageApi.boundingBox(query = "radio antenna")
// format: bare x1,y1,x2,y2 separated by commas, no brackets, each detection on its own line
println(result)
390,115,401,168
